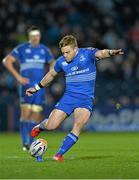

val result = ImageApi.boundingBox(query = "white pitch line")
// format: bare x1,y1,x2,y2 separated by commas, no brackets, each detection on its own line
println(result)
2,156,30,159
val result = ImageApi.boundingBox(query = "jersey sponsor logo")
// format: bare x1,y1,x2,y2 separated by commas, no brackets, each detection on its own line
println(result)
20,62,44,71
66,68,90,76
75,68,89,74
25,48,31,53
62,62,68,66
25,59,45,63
33,55,40,59
71,66,78,71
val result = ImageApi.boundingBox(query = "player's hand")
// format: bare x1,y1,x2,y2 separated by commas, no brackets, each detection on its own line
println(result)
26,87,37,96
110,49,124,56
17,76,30,85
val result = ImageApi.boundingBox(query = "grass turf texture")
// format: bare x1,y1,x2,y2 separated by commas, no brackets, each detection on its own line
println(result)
0,132,139,179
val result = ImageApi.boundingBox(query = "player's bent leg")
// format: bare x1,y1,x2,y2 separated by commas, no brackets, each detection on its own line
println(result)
20,105,32,151
46,109,67,130
31,109,67,138
72,108,91,136
32,109,65,161
54,108,91,160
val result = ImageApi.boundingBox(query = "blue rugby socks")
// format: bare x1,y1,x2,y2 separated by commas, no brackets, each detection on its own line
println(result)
20,120,29,145
56,132,78,156
39,119,48,131
20,120,39,145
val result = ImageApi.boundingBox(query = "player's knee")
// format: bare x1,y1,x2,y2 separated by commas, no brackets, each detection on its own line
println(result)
20,107,32,120
30,113,42,123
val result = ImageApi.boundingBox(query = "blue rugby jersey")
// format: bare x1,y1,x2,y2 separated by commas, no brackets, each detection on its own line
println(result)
10,42,53,82
54,48,99,99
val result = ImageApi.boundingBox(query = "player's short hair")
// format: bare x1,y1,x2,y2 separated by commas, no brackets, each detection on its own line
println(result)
59,35,78,48
27,26,40,35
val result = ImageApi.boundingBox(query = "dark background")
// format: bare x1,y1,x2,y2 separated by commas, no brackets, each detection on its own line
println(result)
0,0,139,131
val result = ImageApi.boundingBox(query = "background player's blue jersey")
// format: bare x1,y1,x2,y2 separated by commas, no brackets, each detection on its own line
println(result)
54,48,99,100
10,42,53,105
11,42,53,82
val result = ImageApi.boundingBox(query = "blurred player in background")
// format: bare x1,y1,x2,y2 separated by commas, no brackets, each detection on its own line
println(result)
3,26,55,162
26,35,124,161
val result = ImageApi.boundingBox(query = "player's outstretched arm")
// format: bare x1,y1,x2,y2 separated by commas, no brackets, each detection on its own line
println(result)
26,68,58,96
95,49,124,60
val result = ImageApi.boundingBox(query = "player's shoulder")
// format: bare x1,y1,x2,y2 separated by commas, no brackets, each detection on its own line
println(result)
21,42,30,47
39,43,49,50
12,42,29,53
56,55,65,63
80,47,96,52
79,47,99,56
55,56,65,67
16,42,30,49
39,43,52,53
39,43,47,48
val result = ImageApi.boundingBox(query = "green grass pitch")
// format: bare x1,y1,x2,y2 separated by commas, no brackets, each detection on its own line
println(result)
0,132,139,179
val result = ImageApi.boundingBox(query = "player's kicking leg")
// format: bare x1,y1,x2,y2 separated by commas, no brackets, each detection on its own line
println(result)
54,108,91,161
31,92,72,161
31,109,67,162
31,109,67,137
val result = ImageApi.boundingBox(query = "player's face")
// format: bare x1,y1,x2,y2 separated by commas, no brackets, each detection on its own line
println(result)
29,34,41,46
61,45,78,62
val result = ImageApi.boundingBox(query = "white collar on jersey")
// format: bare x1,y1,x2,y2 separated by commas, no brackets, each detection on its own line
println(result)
75,50,79,56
